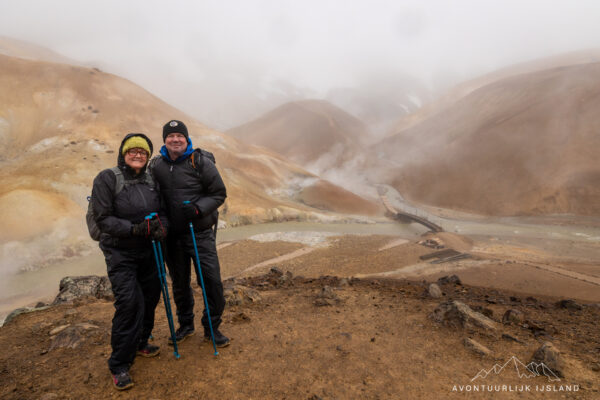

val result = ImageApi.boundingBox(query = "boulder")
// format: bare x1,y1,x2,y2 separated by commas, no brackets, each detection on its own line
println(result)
53,276,112,305
431,301,497,332
529,342,564,378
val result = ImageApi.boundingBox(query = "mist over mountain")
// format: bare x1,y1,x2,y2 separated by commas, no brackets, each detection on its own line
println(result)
227,100,369,172
326,71,432,140
375,61,600,216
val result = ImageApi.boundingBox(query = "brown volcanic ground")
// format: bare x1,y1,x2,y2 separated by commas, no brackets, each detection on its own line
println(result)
227,99,369,171
375,62,600,216
1,233,599,399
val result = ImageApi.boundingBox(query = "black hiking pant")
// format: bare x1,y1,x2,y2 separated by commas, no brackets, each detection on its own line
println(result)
102,244,161,373
165,228,225,333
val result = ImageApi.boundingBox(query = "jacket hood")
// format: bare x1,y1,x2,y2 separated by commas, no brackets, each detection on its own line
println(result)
117,133,153,173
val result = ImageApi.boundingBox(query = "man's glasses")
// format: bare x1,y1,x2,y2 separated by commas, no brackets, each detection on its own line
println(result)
127,149,148,157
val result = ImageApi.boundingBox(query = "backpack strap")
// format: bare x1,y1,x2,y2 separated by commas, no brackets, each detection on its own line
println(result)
189,148,216,177
109,166,125,196
109,166,155,195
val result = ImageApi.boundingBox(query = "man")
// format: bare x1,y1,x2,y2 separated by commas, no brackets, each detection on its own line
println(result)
149,120,229,347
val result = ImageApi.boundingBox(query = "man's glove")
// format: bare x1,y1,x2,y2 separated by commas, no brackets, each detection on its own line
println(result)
149,218,166,241
131,220,149,237
181,203,200,220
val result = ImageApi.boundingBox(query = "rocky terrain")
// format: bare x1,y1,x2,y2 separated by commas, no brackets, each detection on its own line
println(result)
1,231,599,399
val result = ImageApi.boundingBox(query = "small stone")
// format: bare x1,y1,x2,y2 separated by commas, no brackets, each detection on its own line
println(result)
339,278,350,287
502,309,524,325
315,286,340,303
48,326,83,351
437,275,462,286
525,296,538,303
231,312,251,323
481,308,494,319
555,299,582,311
428,283,442,298
35,302,47,308
76,323,99,330
463,338,492,357
590,362,600,372
501,333,522,343
49,325,70,336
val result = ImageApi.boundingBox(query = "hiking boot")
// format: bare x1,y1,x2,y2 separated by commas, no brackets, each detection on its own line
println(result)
112,370,134,391
168,325,195,346
136,343,160,357
204,329,230,348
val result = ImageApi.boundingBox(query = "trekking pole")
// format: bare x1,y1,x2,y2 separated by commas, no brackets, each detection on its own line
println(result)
183,201,219,356
147,214,180,359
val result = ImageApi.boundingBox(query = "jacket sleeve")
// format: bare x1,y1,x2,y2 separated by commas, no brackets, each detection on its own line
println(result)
193,158,227,216
91,169,133,237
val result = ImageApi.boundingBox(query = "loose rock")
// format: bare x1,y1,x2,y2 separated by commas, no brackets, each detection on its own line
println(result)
501,333,523,343
502,309,524,325
3,306,51,325
224,285,262,306
431,301,497,332
428,283,442,298
529,342,564,378
437,275,462,286
555,299,582,311
314,286,341,306
53,276,113,304
48,326,84,351
463,338,493,357
49,325,70,336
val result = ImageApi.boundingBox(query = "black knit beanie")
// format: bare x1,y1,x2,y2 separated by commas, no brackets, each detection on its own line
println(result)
162,120,189,142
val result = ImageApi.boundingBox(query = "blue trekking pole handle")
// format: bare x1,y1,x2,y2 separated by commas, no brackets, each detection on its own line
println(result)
147,214,180,359
184,201,219,356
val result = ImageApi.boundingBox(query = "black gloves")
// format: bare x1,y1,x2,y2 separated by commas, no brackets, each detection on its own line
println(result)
131,220,149,237
182,203,200,220
131,217,166,240
149,218,166,241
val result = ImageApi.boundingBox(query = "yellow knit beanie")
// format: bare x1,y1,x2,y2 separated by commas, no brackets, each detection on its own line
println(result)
122,136,151,156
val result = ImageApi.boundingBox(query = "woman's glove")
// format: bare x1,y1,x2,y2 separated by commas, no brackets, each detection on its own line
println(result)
131,220,149,237
149,218,166,241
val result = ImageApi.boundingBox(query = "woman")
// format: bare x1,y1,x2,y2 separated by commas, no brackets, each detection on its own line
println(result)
91,133,167,390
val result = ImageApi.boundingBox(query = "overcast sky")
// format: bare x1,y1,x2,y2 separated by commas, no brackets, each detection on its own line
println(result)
2,0,600,129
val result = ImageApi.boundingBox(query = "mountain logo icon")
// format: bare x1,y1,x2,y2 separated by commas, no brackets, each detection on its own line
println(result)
471,356,561,382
